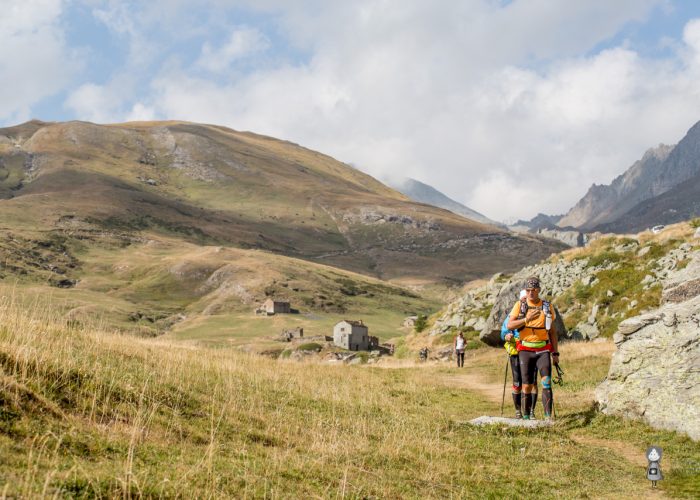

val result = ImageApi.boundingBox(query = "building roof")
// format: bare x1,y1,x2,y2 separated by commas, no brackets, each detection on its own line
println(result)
337,319,365,327
264,299,290,305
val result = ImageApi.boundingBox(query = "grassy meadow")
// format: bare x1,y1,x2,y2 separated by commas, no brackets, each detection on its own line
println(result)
1,292,698,498
0,229,442,347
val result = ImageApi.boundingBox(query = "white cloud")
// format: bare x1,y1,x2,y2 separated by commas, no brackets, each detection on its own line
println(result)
197,27,270,73
64,83,115,123
0,0,81,124
126,102,156,122
59,0,700,222
64,71,142,123
91,1,158,67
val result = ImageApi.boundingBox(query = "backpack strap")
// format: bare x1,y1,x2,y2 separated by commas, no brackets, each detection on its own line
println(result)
517,300,528,320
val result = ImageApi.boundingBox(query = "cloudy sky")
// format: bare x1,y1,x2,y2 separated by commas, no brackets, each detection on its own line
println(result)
3,0,700,222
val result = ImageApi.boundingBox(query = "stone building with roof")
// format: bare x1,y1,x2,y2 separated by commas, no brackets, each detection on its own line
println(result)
263,298,291,315
333,320,371,351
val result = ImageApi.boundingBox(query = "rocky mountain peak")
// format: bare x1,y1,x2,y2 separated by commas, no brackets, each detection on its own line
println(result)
557,121,700,231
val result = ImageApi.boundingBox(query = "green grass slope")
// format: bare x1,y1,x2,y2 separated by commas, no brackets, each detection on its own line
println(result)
0,229,440,345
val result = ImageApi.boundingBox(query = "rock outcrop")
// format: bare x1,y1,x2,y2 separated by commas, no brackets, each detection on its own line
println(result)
595,250,700,441
428,275,501,336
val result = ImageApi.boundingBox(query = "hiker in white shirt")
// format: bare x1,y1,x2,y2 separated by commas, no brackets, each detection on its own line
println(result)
454,332,466,367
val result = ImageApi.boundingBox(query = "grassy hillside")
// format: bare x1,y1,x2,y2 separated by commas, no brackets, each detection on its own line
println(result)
553,222,699,337
425,220,700,345
1,296,699,497
0,229,441,347
0,120,565,284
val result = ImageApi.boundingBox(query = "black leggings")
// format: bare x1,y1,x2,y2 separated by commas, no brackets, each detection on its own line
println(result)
456,351,465,367
518,350,551,385
518,350,553,416
509,354,521,390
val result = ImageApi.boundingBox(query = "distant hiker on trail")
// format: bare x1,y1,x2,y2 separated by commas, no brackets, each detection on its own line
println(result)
419,347,429,362
507,276,559,420
454,332,466,367
501,289,537,419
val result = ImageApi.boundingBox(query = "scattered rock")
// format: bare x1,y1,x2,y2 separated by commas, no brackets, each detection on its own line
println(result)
472,317,487,332
468,416,552,428
571,322,599,341
582,275,596,286
403,315,418,327
138,150,157,165
662,278,700,303
50,278,77,288
587,304,599,325
616,313,662,336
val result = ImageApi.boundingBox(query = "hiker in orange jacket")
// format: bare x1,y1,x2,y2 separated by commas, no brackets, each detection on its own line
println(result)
506,276,559,420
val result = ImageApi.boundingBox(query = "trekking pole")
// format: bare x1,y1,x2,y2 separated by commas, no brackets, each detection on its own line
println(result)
552,362,564,419
500,355,509,416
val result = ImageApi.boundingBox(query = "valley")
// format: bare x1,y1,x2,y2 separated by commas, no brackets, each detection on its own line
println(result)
1,120,699,497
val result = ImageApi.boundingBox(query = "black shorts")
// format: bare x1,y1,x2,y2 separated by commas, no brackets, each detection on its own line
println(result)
518,350,551,385
509,354,521,388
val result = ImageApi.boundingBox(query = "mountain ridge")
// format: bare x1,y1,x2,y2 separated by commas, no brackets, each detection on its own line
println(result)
558,120,700,232
387,177,504,228
0,119,565,286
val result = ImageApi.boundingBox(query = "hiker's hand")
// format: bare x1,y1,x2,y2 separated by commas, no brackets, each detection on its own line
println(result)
552,353,559,362
505,333,513,341
525,309,541,322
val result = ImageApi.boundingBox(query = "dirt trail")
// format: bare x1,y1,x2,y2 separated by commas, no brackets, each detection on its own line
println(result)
438,371,505,404
570,433,670,498
571,433,648,467
441,374,670,498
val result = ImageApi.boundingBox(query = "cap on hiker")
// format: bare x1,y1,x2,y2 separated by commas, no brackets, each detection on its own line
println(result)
519,289,527,299
526,277,540,290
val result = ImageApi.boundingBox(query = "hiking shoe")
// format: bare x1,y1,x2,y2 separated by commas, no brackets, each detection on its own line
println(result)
522,414,530,420
515,410,522,419
544,414,554,422
529,411,536,420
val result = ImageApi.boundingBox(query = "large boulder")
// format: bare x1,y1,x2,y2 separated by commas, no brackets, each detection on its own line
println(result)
595,250,700,440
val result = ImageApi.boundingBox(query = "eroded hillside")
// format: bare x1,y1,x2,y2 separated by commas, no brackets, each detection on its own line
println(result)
0,120,564,284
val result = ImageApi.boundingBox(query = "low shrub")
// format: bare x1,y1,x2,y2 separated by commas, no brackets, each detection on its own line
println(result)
297,342,322,352
414,314,428,333
586,251,623,268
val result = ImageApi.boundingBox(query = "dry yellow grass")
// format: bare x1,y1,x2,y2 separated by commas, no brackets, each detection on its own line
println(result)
1,290,698,498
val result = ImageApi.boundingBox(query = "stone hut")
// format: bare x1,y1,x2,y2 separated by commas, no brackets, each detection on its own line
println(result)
280,327,304,342
333,320,370,351
263,298,291,315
